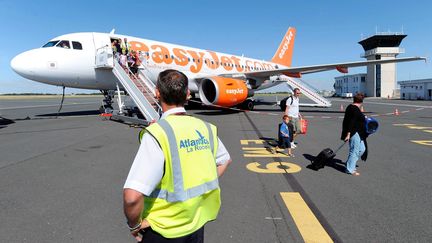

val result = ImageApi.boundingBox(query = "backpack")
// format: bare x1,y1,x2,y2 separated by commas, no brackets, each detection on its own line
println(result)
279,96,294,111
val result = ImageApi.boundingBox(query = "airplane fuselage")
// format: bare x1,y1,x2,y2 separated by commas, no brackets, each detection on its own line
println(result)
12,28,423,108
11,32,283,93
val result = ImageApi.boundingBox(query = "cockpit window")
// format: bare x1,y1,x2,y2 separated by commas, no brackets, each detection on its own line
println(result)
72,41,82,50
42,40,59,48
57,40,70,49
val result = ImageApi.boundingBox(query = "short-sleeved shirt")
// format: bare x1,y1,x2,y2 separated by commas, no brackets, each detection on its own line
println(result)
286,96,300,118
279,122,290,138
124,107,231,196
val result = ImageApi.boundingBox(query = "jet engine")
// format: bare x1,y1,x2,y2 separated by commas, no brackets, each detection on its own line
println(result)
198,77,252,107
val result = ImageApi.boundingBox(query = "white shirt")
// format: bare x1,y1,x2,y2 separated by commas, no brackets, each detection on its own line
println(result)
124,107,231,196
286,96,300,118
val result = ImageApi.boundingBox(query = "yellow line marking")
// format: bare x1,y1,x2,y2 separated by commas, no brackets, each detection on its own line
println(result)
423,130,432,134
393,124,415,126
407,126,432,130
246,162,301,173
280,192,333,243
411,140,432,146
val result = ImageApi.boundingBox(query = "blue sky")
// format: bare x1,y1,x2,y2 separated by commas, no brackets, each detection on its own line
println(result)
0,0,431,94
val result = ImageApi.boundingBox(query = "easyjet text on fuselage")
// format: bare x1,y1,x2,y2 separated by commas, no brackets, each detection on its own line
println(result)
126,39,277,74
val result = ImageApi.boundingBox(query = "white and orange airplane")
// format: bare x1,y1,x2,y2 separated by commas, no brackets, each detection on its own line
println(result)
11,27,425,112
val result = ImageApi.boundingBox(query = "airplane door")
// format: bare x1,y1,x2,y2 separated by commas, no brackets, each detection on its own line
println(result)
93,33,113,68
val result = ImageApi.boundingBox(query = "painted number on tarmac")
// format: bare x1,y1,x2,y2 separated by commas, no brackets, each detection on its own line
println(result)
241,139,301,173
393,124,432,147
241,139,290,157
242,147,291,157
411,140,432,146
246,162,301,174
240,139,266,145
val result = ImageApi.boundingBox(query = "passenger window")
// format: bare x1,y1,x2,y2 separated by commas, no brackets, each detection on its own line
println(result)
43,40,59,48
57,40,70,49
72,41,82,50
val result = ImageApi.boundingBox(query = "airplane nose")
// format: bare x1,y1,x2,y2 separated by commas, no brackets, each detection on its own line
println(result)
11,52,28,75
10,50,41,79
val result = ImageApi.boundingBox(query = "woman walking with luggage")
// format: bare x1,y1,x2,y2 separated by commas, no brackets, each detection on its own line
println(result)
341,93,367,176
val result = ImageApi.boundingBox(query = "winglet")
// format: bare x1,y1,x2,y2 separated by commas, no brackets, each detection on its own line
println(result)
271,27,296,67
110,29,115,35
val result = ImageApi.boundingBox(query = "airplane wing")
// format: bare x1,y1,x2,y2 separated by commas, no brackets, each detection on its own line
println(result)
243,56,426,78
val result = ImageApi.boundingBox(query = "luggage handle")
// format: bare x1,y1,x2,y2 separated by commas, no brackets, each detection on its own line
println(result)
334,142,346,154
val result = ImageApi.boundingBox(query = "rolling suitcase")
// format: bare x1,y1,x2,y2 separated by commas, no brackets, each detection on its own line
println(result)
310,142,345,171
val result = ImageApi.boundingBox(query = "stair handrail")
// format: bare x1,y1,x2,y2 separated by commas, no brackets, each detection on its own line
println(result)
112,57,161,120
136,53,157,96
125,63,161,112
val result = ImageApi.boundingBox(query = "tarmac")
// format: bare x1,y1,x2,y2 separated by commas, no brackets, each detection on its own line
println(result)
1,95,431,242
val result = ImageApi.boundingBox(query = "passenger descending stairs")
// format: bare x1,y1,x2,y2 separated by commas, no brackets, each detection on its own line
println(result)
95,46,160,122
279,76,332,107
112,62,161,122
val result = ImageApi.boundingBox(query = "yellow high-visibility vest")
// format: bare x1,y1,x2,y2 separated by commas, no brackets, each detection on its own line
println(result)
142,115,220,238
121,42,130,54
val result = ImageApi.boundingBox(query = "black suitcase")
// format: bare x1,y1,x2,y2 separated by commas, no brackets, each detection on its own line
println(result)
310,143,345,171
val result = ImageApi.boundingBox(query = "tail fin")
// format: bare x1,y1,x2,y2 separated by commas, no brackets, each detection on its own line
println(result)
271,27,296,67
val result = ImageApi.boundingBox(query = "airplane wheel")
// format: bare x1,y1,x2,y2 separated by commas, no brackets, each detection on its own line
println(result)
243,99,254,110
100,105,113,114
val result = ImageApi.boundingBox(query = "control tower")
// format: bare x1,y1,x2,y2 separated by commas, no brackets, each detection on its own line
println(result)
359,32,406,97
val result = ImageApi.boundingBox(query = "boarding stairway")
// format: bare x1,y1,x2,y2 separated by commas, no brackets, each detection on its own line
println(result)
95,46,161,122
278,76,332,107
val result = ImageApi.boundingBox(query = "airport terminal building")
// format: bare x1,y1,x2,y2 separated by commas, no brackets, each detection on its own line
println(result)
398,78,432,100
334,73,367,96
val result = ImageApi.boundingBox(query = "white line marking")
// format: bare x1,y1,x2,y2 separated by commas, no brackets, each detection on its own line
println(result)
337,99,432,108
0,102,99,110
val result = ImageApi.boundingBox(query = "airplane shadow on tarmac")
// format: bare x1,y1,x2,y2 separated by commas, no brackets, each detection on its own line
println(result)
0,117,15,129
36,110,100,117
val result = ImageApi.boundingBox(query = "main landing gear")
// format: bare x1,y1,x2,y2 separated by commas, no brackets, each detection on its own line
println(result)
100,90,115,113
239,99,255,110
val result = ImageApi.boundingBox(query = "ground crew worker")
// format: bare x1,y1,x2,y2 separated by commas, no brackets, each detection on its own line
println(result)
123,69,231,242
121,37,131,55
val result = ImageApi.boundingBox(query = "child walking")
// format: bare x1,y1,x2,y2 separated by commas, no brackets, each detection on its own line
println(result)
275,115,294,156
